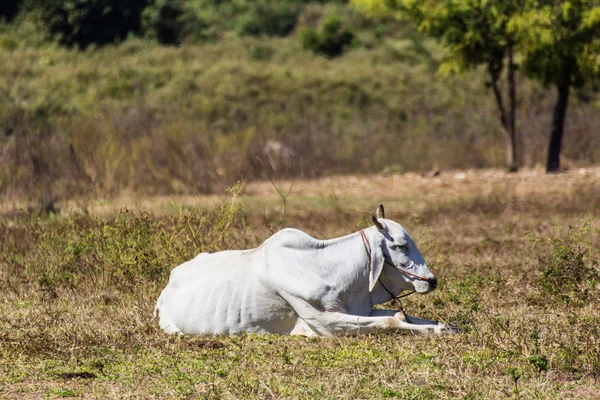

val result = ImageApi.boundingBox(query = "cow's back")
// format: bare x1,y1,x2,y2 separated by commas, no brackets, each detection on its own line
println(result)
156,247,297,335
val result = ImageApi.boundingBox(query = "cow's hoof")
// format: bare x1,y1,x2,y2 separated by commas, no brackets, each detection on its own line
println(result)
436,323,460,334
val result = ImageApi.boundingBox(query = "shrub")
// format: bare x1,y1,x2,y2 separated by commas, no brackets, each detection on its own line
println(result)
25,199,245,296
248,44,274,61
300,15,355,57
538,220,599,304
142,0,187,45
235,1,299,37
142,0,218,45
142,0,300,43
31,0,150,48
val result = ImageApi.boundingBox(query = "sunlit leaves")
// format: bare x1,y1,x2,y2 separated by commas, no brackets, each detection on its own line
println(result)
509,1,600,87
354,0,520,76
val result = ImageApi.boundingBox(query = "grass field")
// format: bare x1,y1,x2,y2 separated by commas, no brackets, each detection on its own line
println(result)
1,168,599,399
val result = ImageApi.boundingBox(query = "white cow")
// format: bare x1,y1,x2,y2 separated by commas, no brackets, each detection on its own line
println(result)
155,205,457,336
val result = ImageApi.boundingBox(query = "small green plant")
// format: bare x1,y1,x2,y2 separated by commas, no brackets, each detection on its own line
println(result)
215,369,228,377
527,327,548,373
528,354,548,373
506,366,522,398
382,388,401,398
50,387,81,398
300,15,355,58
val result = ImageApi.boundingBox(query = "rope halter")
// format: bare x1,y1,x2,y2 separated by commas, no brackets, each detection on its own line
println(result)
359,229,434,313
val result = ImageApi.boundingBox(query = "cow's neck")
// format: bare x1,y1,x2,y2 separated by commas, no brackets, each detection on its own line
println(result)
311,228,374,298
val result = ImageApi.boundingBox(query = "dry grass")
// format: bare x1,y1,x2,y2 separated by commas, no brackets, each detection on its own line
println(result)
1,169,599,399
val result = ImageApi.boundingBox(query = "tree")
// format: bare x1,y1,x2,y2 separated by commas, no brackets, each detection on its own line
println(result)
32,0,150,49
0,0,22,22
353,0,523,171
300,15,356,58
509,1,600,172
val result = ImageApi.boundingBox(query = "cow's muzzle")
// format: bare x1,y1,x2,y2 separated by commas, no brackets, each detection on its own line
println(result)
414,275,437,294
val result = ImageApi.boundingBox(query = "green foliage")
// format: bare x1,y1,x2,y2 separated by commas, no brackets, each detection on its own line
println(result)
235,1,300,37
528,327,549,373
30,0,150,48
354,0,518,76
248,43,275,61
142,0,190,45
501,1,600,172
528,354,548,373
300,15,355,57
509,0,600,88
506,366,522,397
141,0,325,43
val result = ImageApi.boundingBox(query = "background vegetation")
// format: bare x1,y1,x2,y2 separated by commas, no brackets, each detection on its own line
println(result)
0,0,599,204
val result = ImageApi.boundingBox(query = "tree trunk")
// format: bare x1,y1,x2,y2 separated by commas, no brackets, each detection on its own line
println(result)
507,46,518,172
546,79,570,173
489,70,516,170
490,75,508,130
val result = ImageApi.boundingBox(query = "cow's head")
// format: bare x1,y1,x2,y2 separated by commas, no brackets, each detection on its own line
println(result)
368,204,437,295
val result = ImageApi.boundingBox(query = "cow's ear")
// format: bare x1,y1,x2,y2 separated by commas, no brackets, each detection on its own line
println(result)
376,204,385,219
369,241,385,292
370,215,384,231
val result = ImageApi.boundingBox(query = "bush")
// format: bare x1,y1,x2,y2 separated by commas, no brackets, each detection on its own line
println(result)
248,44,274,61
24,199,245,297
142,0,187,45
141,0,301,43
31,0,150,48
300,15,355,57
538,221,599,304
235,1,300,37
142,0,219,45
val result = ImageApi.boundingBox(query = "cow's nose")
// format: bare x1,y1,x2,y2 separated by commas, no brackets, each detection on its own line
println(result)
428,276,437,289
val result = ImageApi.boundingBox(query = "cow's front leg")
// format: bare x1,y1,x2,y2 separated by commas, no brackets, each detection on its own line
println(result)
279,294,412,336
405,314,460,333
369,309,459,335
290,319,317,337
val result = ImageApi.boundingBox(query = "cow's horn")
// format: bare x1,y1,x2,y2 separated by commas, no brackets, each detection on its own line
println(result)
371,215,384,230
376,204,385,219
